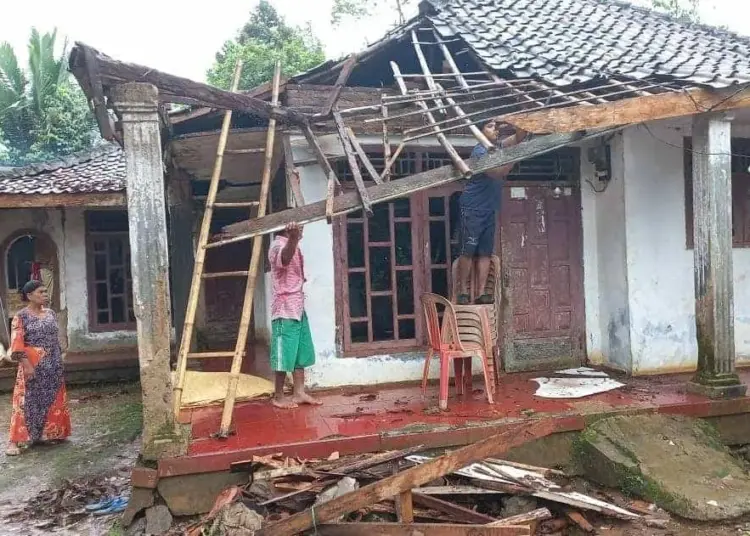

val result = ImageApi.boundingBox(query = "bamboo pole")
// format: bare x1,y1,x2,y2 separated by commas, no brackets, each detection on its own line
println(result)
411,30,445,113
390,61,470,177
347,127,382,185
172,58,243,418
218,61,283,437
432,29,469,89
332,109,373,215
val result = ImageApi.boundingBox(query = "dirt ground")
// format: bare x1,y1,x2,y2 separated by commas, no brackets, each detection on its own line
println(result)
0,381,142,535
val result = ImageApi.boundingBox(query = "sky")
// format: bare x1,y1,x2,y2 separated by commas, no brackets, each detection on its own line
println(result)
1,0,750,83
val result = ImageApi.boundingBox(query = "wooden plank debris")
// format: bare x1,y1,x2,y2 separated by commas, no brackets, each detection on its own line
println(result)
502,86,750,134
332,110,373,215
566,510,595,533
214,128,616,246
281,135,305,207
255,420,558,536
412,492,498,524
347,127,383,185
316,523,531,535
320,54,358,117
487,508,553,527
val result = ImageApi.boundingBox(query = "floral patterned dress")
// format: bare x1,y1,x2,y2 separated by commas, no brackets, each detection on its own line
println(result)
9,308,71,443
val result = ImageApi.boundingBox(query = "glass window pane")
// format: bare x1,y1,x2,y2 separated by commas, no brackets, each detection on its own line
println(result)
398,319,416,339
432,268,448,298
351,322,368,343
394,223,413,267
97,311,109,324
369,247,392,291
93,240,106,252
348,272,367,318
371,296,394,341
94,254,107,281
109,238,124,265
346,223,365,268
393,198,410,218
368,203,391,242
396,271,414,315
111,297,125,323
109,267,125,295
430,221,448,265
429,197,445,216
96,283,109,310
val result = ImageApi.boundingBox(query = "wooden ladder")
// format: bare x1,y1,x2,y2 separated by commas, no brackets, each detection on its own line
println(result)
172,60,283,437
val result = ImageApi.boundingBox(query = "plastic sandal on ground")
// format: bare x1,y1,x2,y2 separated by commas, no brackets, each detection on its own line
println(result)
93,496,128,516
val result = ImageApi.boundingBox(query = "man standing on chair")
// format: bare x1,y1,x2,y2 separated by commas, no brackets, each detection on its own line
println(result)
269,222,322,409
456,119,528,305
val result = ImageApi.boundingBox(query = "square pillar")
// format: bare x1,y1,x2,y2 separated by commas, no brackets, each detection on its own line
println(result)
688,113,747,399
113,83,188,458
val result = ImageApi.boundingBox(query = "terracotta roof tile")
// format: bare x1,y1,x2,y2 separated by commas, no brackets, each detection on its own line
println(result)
0,144,125,195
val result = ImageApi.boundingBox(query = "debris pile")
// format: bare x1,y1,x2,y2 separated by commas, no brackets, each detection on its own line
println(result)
187,422,669,535
2,470,130,531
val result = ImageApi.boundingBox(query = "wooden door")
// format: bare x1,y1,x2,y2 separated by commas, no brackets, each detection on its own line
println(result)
499,184,585,372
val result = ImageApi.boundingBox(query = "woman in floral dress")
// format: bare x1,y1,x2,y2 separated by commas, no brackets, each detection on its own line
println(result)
6,280,71,456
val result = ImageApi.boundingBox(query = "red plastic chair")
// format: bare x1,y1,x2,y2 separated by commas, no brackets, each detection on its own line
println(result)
420,293,495,410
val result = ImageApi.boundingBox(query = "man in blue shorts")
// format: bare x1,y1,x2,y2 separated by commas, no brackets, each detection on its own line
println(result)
456,119,527,305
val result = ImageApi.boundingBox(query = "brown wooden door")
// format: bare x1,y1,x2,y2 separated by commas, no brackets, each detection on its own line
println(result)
499,184,585,372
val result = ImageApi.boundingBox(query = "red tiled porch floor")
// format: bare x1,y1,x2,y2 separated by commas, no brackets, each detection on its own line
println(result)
158,369,750,478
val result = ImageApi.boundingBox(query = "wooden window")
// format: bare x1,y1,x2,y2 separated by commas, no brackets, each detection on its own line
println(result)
334,152,423,355
684,137,750,248
86,211,136,331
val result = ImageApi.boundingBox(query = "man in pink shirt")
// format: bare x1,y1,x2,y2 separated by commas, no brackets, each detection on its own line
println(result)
268,222,321,409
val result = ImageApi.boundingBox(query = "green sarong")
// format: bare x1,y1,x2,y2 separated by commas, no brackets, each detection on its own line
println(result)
270,313,316,373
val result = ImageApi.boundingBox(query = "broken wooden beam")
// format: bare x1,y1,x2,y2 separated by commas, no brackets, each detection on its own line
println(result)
254,420,559,536
412,492,498,524
319,54,358,118
391,61,470,177
347,127,383,185
332,110,373,215
502,85,750,134
316,524,531,535
69,42,309,126
213,128,615,246
487,508,553,527
281,135,305,207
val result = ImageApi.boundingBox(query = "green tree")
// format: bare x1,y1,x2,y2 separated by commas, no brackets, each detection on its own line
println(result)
0,28,97,165
207,1,325,91
651,0,700,21
331,0,413,26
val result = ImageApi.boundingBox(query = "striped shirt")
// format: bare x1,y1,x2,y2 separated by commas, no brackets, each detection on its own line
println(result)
269,235,306,321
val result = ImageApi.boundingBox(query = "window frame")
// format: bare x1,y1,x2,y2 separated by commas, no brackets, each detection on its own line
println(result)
85,210,136,332
684,137,750,248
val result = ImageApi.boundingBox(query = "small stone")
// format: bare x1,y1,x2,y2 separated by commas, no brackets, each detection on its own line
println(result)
126,517,146,536
145,504,172,535
644,516,670,529
122,488,154,527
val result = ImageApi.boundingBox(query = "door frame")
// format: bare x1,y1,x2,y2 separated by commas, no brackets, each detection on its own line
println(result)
499,179,586,372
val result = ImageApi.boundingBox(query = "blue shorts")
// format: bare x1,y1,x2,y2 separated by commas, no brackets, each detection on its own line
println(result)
460,208,495,257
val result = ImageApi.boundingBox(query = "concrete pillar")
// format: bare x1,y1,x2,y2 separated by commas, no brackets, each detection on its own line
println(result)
113,83,188,459
688,113,747,399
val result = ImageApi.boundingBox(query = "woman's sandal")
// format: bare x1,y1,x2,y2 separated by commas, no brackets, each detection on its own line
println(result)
5,444,21,456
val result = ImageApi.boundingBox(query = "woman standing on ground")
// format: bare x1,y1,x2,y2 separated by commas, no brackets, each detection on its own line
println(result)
6,280,70,456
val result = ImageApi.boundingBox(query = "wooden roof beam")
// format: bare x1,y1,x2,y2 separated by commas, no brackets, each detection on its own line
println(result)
69,43,310,127
502,85,750,134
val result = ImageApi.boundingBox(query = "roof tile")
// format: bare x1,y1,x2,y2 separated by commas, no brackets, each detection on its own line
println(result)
0,144,125,195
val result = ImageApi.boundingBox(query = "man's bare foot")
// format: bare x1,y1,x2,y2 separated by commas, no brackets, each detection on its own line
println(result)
5,443,20,456
272,397,298,409
293,392,323,406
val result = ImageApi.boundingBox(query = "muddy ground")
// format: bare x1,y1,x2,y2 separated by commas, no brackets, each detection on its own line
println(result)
0,382,142,535
1,381,750,535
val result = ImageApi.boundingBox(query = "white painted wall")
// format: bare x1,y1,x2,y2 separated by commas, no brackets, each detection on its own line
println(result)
0,207,136,355
582,119,750,375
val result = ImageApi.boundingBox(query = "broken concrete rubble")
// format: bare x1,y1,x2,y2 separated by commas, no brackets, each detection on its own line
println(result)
577,413,750,520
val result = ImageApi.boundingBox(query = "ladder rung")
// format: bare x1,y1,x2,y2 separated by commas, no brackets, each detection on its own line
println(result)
212,202,260,208
202,271,249,279
224,148,266,154
187,351,246,359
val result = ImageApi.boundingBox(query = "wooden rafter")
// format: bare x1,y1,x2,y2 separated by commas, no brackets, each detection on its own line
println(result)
212,127,617,247
332,109,373,215
69,43,309,127
320,54,358,118
503,85,750,134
